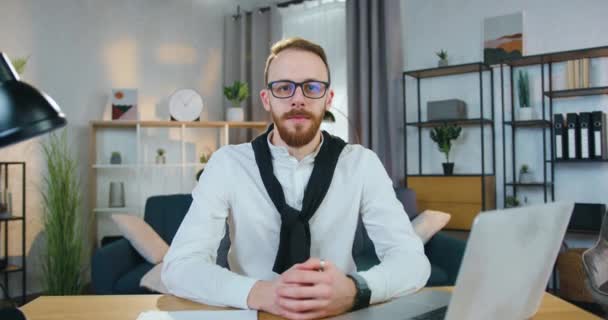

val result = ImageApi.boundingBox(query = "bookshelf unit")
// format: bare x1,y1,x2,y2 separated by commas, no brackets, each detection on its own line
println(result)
89,120,268,245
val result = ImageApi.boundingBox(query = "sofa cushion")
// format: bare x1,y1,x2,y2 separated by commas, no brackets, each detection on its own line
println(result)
412,210,451,244
111,214,169,264
427,264,450,287
145,194,193,245
114,262,155,294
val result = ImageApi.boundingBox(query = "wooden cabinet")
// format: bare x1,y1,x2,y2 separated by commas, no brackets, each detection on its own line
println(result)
408,175,496,230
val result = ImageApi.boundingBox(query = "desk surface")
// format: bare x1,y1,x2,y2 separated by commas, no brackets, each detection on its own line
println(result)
21,287,601,320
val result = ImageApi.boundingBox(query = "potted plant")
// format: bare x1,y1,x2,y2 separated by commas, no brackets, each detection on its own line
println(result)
156,148,166,164
110,151,122,165
505,196,520,208
199,151,209,164
519,164,533,183
436,49,448,67
41,130,88,294
517,70,535,120
224,81,249,122
430,123,462,175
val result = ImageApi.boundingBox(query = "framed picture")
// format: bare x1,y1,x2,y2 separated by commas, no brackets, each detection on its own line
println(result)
111,89,138,120
483,12,523,66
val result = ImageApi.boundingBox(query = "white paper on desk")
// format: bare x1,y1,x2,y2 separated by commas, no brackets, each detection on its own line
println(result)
137,310,257,320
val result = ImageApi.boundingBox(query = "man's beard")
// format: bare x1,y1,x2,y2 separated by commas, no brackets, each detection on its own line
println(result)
271,103,324,147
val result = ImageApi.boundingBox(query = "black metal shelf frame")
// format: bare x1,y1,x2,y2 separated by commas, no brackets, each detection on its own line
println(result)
0,162,26,305
403,62,496,211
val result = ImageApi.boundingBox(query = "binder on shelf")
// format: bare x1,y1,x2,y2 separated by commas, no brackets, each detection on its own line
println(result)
579,112,591,159
591,111,607,159
566,113,580,159
554,114,567,160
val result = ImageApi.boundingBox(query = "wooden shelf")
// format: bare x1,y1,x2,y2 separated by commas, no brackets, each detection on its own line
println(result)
406,118,493,128
404,62,491,79
544,86,608,98
407,174,495,177
90,120,269,129
504,120,552,128
0,264,24,274
504,45,608,67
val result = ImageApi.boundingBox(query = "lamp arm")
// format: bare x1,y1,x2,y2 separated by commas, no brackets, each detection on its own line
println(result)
0,52,19,83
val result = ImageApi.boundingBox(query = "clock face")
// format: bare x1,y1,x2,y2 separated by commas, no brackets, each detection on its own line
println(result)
169,89,203,121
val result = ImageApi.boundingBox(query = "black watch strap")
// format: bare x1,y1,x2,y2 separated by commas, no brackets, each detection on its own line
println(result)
347,273,371,310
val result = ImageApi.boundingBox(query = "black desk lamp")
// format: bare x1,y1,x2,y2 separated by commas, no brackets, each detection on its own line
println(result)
0,52,66,147
0,52,66,319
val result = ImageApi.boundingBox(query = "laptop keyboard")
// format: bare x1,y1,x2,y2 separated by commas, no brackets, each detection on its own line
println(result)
410,306,448,320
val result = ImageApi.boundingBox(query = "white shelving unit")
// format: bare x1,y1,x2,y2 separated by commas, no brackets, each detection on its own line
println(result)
89,120,268,245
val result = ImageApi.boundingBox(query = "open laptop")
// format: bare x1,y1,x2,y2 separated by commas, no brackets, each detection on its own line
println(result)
332,201,574,320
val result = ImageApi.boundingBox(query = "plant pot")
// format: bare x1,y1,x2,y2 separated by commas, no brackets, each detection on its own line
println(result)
442,162,454,175
155,155,166,164
519,172,533,183
518,107,536,121
226,107,244,122
110,153,122,164
438,59,448,67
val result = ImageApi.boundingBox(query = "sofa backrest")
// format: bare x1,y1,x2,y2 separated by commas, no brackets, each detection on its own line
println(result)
144,194,193,245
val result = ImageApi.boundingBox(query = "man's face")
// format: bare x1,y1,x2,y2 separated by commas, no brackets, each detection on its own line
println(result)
260,49,333,147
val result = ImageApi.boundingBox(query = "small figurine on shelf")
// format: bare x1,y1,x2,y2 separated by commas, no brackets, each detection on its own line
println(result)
436,49,448,67
110,151,122,165
156,148,166,164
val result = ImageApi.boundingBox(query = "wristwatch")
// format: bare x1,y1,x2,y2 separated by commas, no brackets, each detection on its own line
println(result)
346,273,371,310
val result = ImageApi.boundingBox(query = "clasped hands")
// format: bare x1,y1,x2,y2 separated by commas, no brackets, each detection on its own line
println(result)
248,258,357,320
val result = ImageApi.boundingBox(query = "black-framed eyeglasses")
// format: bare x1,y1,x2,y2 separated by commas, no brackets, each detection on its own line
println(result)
267,80,330,99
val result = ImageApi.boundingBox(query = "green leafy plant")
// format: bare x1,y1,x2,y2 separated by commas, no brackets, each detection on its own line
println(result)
436,49,448,60
41,130,86,295
430,123,462,163
157,148,165,156
11,56,29,75
517,70,530,108
111,151,120,158
505,196,520,208
199,152,209,164
223,81,249,108
520,164,530,174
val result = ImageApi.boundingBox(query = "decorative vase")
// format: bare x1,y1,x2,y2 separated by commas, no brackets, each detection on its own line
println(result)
109,182,125,208
438,59,448,67
110,153,122,164
518,107,536,121
155,155,166,164
442,162,454,175
226,107,244,122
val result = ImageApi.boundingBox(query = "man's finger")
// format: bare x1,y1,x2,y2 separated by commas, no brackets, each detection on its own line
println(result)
281,269,331,285
277,283,332,300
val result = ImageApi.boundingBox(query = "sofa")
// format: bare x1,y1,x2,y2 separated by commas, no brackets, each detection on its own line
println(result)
91,190,466,294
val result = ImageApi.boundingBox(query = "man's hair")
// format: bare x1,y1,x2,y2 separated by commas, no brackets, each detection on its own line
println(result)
264,37,331,84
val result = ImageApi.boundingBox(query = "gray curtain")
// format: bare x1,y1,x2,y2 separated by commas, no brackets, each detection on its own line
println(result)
223,8,278,142
346,0,405,185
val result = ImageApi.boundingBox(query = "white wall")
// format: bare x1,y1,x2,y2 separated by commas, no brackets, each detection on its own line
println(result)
402,0,608,208
0,0,236,296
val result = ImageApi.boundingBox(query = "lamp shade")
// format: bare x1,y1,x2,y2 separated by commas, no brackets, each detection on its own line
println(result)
0,52,66,148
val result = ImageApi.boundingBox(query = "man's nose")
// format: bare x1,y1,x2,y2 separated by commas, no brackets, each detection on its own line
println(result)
291,85,306,107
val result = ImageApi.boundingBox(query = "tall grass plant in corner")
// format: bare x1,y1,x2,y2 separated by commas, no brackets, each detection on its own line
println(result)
41,130,86,295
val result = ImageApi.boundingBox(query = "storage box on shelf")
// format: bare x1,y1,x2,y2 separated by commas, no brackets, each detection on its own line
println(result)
89,120,267,245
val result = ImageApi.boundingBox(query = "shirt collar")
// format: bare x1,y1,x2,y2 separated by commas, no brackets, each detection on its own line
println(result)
267,130,324,163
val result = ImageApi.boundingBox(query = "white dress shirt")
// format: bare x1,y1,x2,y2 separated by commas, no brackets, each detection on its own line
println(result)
162,134,430,309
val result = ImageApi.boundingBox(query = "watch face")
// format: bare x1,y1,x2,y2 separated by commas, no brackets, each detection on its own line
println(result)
169,89,203,121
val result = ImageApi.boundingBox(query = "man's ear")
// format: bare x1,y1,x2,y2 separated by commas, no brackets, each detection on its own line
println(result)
325,89,335,111
260,89,271,112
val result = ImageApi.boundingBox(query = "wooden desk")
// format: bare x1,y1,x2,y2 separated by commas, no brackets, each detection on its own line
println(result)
21,287,600,320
